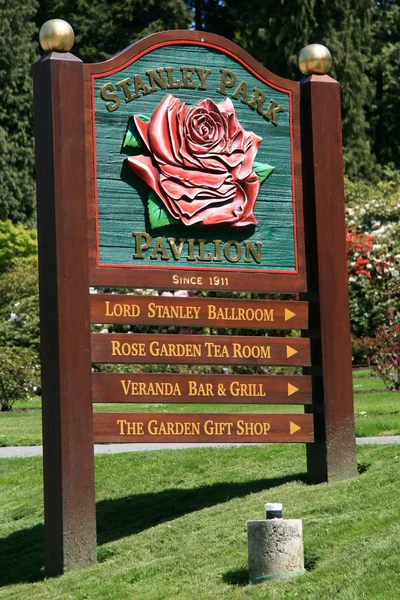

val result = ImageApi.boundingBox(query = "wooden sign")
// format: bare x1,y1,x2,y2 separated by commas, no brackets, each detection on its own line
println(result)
91,294,308,328
91,333,311,365
33,27,357,575
92,373,312,404
93,413,314,443
86,32,306,292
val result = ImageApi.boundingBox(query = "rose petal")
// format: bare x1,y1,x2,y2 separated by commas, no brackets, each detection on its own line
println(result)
175,184,252,227
126,155,180,219
199,178,259,227
218,97,235,114
133,117,151,152
232,173,260,226
167,98,186,165
159,164,233,189
161,176,236,204
232,132,262,180
147,94,183,167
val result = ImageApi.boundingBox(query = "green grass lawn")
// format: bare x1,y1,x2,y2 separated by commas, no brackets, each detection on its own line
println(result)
1,370,398,446
0,444,399,599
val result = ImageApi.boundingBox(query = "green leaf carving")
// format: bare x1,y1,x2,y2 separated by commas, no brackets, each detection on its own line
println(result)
148,191,179,230
122,115,151,149
253,162,275,184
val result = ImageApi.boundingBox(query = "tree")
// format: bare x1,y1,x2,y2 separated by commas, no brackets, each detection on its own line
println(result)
0,0,39,224
368,1,400,173
36,0,192,63
191,0,377,180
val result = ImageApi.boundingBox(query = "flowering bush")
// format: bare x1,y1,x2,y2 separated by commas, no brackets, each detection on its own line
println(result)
0,265,40,352
345,179,400,339
369,283,400,390
0,346,40,411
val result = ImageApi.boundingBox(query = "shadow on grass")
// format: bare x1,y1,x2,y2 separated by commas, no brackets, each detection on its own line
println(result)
0,523,45,587
0,472,305,586
357,461,370,475
96,473,305,545
222,567,249,586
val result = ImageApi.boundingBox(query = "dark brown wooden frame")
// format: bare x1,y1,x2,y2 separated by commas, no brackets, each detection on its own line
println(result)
300,74,357,483
33,52,96,575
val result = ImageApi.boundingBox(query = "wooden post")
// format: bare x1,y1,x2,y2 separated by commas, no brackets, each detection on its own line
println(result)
300,74,358,483
33,51,97,575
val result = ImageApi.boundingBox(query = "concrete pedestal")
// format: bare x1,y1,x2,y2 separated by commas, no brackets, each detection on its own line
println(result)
247,519,305,584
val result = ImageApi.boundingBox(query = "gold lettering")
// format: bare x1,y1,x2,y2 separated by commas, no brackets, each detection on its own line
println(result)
111,341,146,356
217,68,237,95
197,239,212,261
168,237,186,260
186,238,196,261
117,419,144,435
126,421,144,435
237,420,271,436
148,420,158,435
195,67,212,90
213,239,223,262
248,87,266,114
121,380,130,395
204,420,233,435
244,241,262,263
229,382,266,397
134,74,151,97
146,68,167,92
116,77,136,101
100,83,120,112
151,237,169,260
165,67,181,89
117,419,126,435
188,381,214,396
148,419,200,435
232,80,249,105
204,341,229,358
263,99,284,125
232,343,271,359
111,340,122,356
149,341,201,357
180,66,196,89
133,232,152,259
224,240,242,263
208,305,216,320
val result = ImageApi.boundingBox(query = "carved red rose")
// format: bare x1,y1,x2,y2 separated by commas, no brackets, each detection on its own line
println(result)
126,94,263,227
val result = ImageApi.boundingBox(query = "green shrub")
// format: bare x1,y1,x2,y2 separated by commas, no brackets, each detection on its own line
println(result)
0,346,40,411
0,265,40,352
0,220,37,274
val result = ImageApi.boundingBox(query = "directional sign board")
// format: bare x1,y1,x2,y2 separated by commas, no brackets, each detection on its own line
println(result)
92,373,312,404
93,413,314,443
90,295,308,329
91,333,311,365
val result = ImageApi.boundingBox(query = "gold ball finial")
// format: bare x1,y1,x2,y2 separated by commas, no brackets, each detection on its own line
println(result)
39,19,75,53
298,44,332,75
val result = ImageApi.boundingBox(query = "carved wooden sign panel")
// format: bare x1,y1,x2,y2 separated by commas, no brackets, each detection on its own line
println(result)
93,413,314,444
86,33,305,291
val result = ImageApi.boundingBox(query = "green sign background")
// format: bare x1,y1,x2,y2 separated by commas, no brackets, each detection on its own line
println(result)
93,44,295,272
